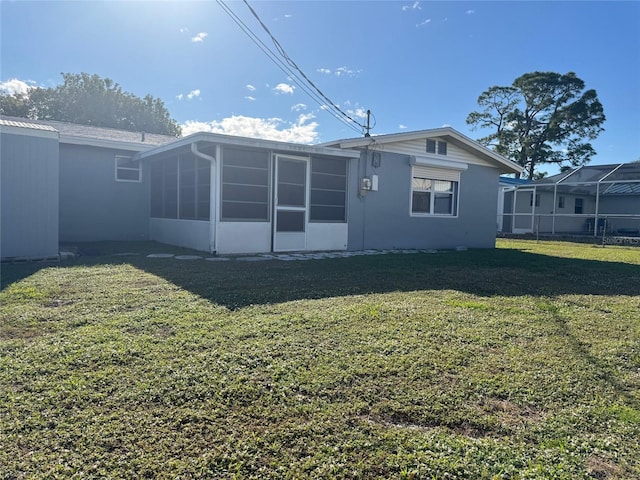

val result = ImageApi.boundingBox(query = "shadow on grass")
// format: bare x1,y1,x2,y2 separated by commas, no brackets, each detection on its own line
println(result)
2,243,639,309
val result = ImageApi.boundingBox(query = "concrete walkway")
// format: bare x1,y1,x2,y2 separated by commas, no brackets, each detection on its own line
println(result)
146,248,442,262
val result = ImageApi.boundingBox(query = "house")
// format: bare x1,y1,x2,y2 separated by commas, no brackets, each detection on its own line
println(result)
1,117,522,260
499,163,640,236
322,128,522,250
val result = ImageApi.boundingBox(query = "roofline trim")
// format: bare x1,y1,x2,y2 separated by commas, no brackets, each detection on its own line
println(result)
322,127,523,174
133,132,361,160
59,134,164,152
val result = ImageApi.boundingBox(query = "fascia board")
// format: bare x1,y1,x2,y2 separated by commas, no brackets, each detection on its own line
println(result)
0,124,59,140
134,132,360,161
59,134,156,152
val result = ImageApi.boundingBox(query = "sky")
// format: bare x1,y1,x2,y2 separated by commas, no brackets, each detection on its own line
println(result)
1,0,639,174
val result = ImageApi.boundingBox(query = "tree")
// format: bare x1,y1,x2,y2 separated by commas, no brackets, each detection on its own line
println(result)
0,73,181,136
466,71,605,178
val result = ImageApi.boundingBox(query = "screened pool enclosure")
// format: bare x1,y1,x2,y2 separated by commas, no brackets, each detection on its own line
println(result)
499,163,640,237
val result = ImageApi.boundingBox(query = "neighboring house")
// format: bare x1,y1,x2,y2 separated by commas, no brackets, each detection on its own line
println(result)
500,163,640,236
1,118,522,260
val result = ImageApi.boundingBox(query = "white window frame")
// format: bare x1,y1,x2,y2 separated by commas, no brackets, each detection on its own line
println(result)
426,139,448,156
410,166,460,218
115,155,142,183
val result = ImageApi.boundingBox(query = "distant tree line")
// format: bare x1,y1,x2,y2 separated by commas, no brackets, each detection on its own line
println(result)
0,72,181,136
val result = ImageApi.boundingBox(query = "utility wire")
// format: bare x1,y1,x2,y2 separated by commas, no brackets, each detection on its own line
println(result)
241,0,367,131
215,0,365,135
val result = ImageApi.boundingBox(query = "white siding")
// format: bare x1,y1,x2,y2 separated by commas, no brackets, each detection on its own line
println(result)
216,222,271,254
149,218,210,252
378,138,496,168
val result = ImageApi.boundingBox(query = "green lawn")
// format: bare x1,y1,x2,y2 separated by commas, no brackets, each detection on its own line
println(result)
1,239,639,479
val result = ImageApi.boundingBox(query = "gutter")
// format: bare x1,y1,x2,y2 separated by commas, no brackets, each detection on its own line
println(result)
191,142,217,254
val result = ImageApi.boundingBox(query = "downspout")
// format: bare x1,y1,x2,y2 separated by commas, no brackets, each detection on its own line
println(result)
191,142,217,253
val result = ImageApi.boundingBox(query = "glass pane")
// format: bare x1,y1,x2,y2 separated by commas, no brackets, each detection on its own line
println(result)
310,205,345,222
278,184,305,207
117,168,139,181
426,139,436,153
312,157,346,176
433,180,453,192
223,184,268,203
222,201,269,220
117,157,137,169
277,210,305,232
434,193,453,214
412,191,430,213
223,165,269,186
278,159,306,184
278,159,306,207
311,172,346,191
224,148,269,169
412,178,432,190
311,189,345,207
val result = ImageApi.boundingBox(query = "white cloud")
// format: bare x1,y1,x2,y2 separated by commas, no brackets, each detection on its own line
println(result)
180,27,189,33
317,67,360,77
291,103,307,112
284,14,293,18
402,1,421,11
335,66,360,77
399,124,408,130
0,78,33,95
466,9,475,15
246,84,256,92
273,83,295,95
417,19,432,27
181,114,319,143
245,96,256,101
347,107,368,120
191,32,208,43
177,89,201,101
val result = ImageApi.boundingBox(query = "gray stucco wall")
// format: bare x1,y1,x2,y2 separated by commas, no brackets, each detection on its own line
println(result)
347,151,500,250
58,144,150,242
1,131,59,259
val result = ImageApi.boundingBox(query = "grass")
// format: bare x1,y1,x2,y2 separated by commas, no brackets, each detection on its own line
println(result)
1,239,639,479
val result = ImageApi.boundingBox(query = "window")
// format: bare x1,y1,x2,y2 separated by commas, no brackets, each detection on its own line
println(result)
426,139,447,156
558,196,565,209
530,193,540,207
411,167,459,216
221,148,270,221
310,157,347,222
575,198,584,214
150,155,210,220
115,156,141,182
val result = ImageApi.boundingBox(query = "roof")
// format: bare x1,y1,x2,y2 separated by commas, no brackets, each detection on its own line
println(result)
134,131,362,161
0,117,59,139
528,162,640,196
500,176,531,186
320,127,523,174
0,115,177,151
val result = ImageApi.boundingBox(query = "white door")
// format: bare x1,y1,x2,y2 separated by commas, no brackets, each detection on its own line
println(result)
273,156,308,252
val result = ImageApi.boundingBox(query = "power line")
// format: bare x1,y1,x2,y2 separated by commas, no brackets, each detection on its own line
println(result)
215,0,366,136
241,0,367,131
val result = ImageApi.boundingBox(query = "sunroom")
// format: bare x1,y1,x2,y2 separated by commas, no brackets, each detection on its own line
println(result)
135,132,360,255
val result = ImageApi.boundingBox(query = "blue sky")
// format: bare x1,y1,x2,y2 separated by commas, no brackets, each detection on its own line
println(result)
1,1,639,173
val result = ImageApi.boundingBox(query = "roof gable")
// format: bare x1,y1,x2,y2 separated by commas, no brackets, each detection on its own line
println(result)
321,127,523,174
